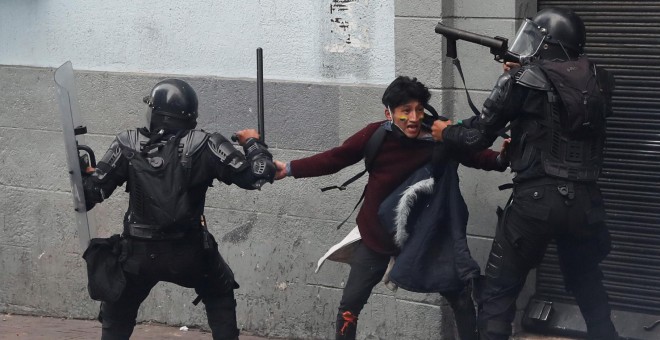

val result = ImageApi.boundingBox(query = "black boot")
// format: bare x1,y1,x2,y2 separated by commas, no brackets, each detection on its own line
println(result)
336,310,358,340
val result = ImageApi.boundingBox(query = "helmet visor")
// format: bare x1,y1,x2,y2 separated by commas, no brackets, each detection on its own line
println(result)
509,19,547,59
143,95,153,130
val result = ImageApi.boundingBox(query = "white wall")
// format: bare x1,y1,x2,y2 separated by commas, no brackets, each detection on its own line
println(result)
0,0,394,84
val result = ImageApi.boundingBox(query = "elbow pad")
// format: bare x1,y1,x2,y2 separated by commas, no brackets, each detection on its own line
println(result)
481,72,515,128
208,133,247,170
243,138,276,188
95,138,124,182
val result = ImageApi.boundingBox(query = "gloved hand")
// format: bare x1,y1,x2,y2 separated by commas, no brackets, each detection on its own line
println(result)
79,154,95,176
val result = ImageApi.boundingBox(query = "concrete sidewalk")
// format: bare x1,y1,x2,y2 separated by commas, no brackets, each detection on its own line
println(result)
0,313,277,340
1,313,575,340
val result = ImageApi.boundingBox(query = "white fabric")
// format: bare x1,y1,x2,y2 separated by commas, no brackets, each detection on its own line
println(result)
316,225,397,292
315,226,362,273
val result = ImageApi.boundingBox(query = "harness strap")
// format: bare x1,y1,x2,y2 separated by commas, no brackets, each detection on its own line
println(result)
320,125,388,230
452,57,511,138
320,169,366,192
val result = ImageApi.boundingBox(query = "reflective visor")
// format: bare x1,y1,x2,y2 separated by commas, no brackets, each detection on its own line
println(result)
509,19,547,59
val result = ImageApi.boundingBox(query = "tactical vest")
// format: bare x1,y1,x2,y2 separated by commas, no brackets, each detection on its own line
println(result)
117,129,209,234
509,58,610,181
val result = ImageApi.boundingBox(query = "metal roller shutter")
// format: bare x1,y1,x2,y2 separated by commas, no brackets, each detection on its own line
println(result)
523,1,660,339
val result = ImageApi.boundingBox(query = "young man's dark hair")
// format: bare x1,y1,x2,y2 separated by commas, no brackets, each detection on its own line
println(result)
381,76,431,109
273,76,509,340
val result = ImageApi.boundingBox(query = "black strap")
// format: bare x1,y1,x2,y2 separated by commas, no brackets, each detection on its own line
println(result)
320,125,388,230
452,58,511,139
192,295,203,306
363,125,388,171
320,125,388,192
334,187,367,230
320,169,366,192
453,58,482,116
424,103,441,119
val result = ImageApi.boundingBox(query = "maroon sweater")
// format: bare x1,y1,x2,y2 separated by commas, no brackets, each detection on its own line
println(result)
291,121,504,255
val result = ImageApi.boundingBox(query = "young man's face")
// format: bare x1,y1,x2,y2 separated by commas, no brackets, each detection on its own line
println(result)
385,100,425,139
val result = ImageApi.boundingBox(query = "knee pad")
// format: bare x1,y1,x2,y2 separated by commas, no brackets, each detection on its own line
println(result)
564,266,603,292
196,253,239,299
485,231,534,285
204,293,237,310
485,236,528,281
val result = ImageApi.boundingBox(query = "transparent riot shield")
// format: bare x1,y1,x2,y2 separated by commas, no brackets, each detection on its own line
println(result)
54,61,96,250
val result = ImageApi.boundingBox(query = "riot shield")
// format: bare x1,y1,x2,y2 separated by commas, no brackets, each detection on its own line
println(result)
54,61,96,250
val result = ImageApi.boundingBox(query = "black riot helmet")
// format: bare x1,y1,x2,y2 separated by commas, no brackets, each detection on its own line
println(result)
143,79,198,132
509,8,586,63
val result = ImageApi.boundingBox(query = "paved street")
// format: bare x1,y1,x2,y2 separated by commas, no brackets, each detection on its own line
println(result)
0,313,276,340
1,313,575,340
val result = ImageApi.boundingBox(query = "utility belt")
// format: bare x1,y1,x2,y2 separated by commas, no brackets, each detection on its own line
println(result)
125,223,194,240
500,176,598,203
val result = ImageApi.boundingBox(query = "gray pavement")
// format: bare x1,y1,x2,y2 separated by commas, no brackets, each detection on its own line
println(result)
0,313,277,340
1,313,575,340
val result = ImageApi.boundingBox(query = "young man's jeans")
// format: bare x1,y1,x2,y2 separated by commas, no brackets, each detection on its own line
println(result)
336,242,477,340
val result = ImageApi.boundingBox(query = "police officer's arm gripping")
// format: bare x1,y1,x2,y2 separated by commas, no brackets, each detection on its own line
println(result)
82,137,130,211
432,71,523,152
206,128,276,190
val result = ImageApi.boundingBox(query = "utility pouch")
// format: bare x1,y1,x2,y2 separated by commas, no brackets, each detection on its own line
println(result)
82,234,126,302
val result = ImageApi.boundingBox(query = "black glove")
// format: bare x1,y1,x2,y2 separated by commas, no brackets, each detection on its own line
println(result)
79,154,92,176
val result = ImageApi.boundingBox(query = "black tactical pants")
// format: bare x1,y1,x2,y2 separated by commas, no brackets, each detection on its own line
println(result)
478,179,618,340
99,232,239,340
336,242,478,340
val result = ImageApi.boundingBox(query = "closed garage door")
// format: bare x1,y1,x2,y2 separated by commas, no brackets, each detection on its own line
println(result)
524,1,660,339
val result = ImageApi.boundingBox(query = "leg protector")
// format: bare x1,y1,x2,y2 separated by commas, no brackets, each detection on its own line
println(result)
567,268,619,340
444,289,478,340
99,278,154,340
204,290,240,340
335,310,358,340
478,236,530,340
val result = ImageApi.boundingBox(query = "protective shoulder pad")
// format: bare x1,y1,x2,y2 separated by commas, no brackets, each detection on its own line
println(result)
364,125,387,171
180,130,210,157
180,130,210,168
207,133,246,170
116,129,150,151
514,65,551,91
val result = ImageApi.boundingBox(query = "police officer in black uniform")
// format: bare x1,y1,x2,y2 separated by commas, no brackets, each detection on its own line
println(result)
82,79,276,340
431,8,618,340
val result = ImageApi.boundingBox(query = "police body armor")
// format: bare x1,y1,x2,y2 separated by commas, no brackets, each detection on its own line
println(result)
509,57,612,182
117,129,210,239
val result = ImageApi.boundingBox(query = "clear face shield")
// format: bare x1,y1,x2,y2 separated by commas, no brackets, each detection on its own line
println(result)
509,19,548,64
143,95,154,131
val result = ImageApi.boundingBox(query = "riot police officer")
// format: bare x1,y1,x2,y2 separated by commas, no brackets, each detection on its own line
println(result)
431,8,619,340
82,79,276,340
